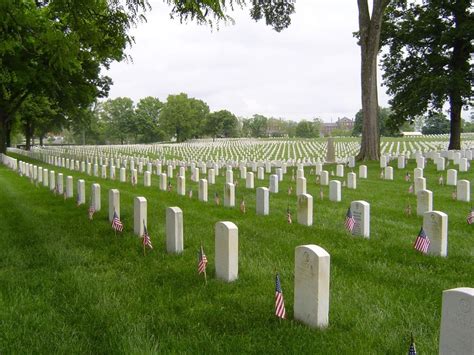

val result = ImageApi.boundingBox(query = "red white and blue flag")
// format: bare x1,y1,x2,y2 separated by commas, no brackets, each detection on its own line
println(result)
111,210,123,232
345,207,355,232
275,273,286,319
142,222,153,249
414,227,430,254
467,208,474,225
198,245,208,274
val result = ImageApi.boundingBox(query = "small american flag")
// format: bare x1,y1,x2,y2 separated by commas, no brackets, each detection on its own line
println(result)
111,210,123,232
167,182,172,192
275,273,286,319
408,184,414,194
286,206,292,224
287,186,292,195
408,334,417,355
198,245,208,274
414,227,430,254
405,172,411,182
319,189,324,200
214,192,220,205
467,208,474,225
142,222,153,249
88,205,95,220
345,207,355,232
188,189,193,198
380,170,384,179
452,190,457,200
132,174,137,186
438,176,444,185
240,199,246,213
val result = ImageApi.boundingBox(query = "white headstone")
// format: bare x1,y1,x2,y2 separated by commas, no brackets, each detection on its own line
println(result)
166,207,183,254
397,155,406,169
336,164,344,177
159,173,167,191
57,173,64,195
384,166,393,180
294,245,330,328
144,171,151,187
414,168,423,179
414,177,426,194
224,183,235,207
447,169,457,186
296,177,307,196
320,171,329,185
226,170,233,184
246,172,254,189
380,156,387,168
120,167,126,182
269,174,279,193
456,180,470,202
77,179,85,204
359,165,367,179
350,201,370,238
257,167,264,180
256,187,269,216
177,176,186,196
208,168,215,184
215,221,238,282
43,168,49,187
91,183,101,211
417,189,433,216
439,287,474,354
297,194,313,226
347,172,357,189
199,179,208,202
459,158,468,172
423,211,448,257
108,189,120,222
329,180,341,202
134,197,147,237
66,176,73,198
436,157,446,171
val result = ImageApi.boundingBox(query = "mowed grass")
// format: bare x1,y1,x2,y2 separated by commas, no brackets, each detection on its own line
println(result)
0,153,473,353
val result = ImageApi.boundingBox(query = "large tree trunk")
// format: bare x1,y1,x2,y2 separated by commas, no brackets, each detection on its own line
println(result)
448,2,469,150
448,94,462,150
356,0,389,161
0,111,8,154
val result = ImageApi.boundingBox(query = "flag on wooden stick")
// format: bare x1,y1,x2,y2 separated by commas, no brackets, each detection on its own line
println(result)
142,221,153,250
240,198,246,213
408,184,414,194
88,203,95,220
275,273,286,319
405,172,411,182
198,245,208,275
413,227,430,254
467,208,474,225
408,334,417,355
286,206,292,224
111,210,123,232
345,207,355,233
214,192,220,205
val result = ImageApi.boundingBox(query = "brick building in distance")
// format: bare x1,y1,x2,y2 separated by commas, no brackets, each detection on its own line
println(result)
321,117,354,136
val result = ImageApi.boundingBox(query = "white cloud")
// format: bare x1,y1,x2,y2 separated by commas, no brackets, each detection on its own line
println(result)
107,1,391,122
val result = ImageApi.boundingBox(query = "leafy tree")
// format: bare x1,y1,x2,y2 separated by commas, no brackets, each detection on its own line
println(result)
352,107,398,136
421,112,450,135
160,93,209,142
16,96,60,149
100,98,136,144
295,120,319,138
247,114,268,138
0,0,146,152
135,97,166,143
382,0,473,149
205,110,238,140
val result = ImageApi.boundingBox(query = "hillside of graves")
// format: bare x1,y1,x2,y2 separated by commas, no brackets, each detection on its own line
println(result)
0,137,473,353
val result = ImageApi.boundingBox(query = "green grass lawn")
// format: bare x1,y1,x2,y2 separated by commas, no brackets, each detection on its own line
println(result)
0,152,473,353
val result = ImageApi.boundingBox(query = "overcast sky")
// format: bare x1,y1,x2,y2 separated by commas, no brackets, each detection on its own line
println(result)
107,1,391,123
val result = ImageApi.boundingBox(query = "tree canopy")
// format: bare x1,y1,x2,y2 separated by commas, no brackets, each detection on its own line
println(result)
382,0,473,149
